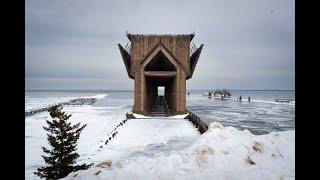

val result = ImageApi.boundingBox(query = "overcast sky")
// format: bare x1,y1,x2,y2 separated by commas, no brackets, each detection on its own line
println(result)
26,0,294,90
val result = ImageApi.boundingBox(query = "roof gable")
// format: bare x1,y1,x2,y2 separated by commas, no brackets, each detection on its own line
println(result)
132,43,188,74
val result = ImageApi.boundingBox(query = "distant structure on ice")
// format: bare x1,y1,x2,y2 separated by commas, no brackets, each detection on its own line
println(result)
213,89,232,98
118,33,203,115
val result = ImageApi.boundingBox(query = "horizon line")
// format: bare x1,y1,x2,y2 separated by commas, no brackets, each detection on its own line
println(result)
26,89,295,91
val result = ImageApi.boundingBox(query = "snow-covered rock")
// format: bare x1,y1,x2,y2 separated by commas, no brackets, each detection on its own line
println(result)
63,122,295,180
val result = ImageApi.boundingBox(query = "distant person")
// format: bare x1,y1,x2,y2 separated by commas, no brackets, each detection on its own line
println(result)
188,92,190,97
239,96,242,101
248,96,250,102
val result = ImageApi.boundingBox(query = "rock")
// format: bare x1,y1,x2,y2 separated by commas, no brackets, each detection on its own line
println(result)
245,155,256,165
252,141,262,152
96,160,112,168
94,170,102,175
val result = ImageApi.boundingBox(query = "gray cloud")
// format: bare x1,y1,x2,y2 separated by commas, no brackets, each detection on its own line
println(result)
26,0,294,90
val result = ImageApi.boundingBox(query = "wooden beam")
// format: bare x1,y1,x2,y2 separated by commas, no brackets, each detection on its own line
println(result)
144,71,176,77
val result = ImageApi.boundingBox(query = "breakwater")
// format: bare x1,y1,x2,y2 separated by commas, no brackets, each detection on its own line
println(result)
25,98,96,117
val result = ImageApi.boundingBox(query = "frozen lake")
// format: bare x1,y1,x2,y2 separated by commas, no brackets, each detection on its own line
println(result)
187,90,295,134
26,90,295,135
25,90,295,179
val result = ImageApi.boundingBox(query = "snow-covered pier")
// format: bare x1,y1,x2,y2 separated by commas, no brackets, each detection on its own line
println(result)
94,117,200,162
66,98,96,106
25,106,51,116
25,98,96,117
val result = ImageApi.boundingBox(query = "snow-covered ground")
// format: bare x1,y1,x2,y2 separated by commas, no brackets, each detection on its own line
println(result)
63,122,295,180
25,104,131,180
26,91,294,180
25,92,200,179
87,118,200,161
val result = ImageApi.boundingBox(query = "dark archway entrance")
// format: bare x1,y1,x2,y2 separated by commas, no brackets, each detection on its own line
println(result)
144,51,177,116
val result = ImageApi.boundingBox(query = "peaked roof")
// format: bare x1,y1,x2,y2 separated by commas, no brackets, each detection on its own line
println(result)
126,33,195,42
133,42,188,75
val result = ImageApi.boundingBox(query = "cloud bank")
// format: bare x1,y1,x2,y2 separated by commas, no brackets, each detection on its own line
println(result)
26,0,294,90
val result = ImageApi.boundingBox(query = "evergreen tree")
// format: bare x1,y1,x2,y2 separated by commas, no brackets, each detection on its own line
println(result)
34,105,92,179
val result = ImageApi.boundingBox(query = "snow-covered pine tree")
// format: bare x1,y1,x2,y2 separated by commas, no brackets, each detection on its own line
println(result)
34,105,92,179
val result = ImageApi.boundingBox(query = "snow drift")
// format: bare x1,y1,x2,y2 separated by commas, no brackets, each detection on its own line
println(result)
63,122,295,180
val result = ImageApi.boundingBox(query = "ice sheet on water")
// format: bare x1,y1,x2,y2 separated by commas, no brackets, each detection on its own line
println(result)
84,94,108,99
187,91,295,135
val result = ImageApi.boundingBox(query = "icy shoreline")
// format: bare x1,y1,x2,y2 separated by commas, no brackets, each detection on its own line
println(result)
64,122,295,180
25,93,108,111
